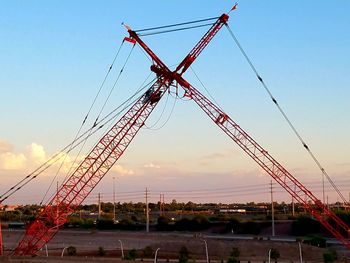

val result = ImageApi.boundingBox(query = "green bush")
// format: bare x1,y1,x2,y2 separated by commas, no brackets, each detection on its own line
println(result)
67,246,77,256
125,249,138,261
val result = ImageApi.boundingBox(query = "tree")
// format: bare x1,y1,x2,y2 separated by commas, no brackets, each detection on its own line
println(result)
157,216,170,231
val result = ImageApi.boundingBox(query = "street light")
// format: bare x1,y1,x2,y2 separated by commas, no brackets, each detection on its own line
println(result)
118,239,124,259
154,248,160,263
61,246,68,258
203,239,209,263
268,248,272,263
298,242,303,263
45,244,48,257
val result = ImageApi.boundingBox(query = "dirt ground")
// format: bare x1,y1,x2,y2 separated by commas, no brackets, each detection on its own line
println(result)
1,229,347,262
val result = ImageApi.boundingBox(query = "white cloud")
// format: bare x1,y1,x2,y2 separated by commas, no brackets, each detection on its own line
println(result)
27,143,47,163
143,162,161,169
111,164,134,176
0,152,27,170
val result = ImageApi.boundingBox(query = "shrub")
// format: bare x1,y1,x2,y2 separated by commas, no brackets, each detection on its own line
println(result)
143,246,153,257
323,249,337,263
179,246,190,263
125,249,138,261
67,246,77,256
98,246,106,256
227,256,239,263
303,234,327,248
157,216,171,231
230,247,240,258
96,218,114,230
270,248,280,260
292,216,321,236
242,221,261,235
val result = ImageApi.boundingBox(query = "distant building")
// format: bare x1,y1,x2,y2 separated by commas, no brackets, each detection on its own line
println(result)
0,204,20,212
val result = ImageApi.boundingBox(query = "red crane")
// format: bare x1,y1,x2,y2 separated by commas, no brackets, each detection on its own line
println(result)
13,10,350,255
13,13,229,256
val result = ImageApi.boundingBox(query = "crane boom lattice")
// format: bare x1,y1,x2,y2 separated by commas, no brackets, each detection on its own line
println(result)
13,79,169,255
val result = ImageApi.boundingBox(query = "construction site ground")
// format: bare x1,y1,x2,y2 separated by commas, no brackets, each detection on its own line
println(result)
2,229,349,262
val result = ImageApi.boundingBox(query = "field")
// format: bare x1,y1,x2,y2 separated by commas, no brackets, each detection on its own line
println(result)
2,229,344,262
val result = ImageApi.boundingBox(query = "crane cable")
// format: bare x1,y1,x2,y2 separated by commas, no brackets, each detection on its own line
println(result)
138,23,215,37
0,76,155,203
134,17,219,33
190,66,224,112
39,41,127,205
225,24,348,206
57,43,136,189
41,74,155,206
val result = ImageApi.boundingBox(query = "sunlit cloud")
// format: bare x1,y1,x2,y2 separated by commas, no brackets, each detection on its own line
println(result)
111,164,134,176
0,152,27,170
27,143,47,164
0,140,13,153
143,162,161,169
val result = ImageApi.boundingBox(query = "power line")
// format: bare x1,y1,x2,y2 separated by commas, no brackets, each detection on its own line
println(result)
225,24,348,206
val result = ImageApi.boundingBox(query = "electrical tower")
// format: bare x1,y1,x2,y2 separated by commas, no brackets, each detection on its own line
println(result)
12,7,350,255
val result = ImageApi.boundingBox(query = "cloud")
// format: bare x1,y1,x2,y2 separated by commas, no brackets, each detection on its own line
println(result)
111,164,134,176
0,140,49,171
0,140,13,153
143,163,161,169
199,149,236,166
27,143,47,163
0,152,27,170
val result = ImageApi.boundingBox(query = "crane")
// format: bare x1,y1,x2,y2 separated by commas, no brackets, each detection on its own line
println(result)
12,12,229,256
13,8,350,255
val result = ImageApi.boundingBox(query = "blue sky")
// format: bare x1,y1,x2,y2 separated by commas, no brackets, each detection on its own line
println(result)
0,1,349,205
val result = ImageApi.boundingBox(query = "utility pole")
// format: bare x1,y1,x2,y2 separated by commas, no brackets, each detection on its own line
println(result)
0,217,3,256
159,194,165,216
56,181,59,228
270,180,275,237
113,177,116,223
98,193,101,220
146,188,149,233
159,194,162,216
292,196,295,217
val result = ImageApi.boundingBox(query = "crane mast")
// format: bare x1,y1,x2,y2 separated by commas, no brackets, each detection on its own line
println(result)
13,13,230,256
13,78,170,255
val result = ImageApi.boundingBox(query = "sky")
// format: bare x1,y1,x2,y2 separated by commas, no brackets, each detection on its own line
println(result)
0,1,349,205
